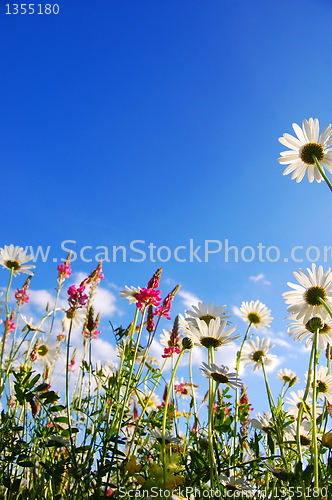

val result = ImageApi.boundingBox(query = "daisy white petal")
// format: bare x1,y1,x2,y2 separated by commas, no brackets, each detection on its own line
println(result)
278,118,332,183
288,314,332,350
283,264,332,323
200,362,242,389
240,300,273,330
0,244,35,276
251,412,273,432
241,337,276,372
149,428,180,444
277,368,298,385
180,316,239,350
119,285,141,304
184,301,230,327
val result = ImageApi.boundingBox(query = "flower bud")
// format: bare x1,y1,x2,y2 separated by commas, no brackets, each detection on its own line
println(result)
182,337,193,350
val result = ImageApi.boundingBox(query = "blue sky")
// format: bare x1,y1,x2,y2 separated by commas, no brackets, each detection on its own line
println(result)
1,0,332,414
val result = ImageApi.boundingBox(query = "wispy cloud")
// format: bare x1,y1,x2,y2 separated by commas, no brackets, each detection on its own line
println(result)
177,289,201,309
249,273,271,285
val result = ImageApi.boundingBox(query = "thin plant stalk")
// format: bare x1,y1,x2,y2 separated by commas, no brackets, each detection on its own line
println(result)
311,327,320,489
161,348,185,489
312,154,332,192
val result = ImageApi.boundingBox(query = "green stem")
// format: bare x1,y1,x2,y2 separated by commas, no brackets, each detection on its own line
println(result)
162,349,185,488
312,154,332,192
65,317,77,468
0,269,14,396
233,323,252,462
296,339,316,464
311,328,319,489
318,297,332,320
189,348,198,427
207,346,217,488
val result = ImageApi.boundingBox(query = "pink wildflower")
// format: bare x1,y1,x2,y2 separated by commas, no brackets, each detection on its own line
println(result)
81,262,104,288
147,268,163,289
15,276,31,306
68,354,76,373
154,284,181,320
67,284,88,309
4,314,15,335
161,316,181,358
146,305,155,333
57,261,72,280
106,489,114,497
162,346,181,358
135,288,161,309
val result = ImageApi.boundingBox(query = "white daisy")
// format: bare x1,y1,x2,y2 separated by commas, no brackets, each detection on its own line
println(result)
306,366,332,404
119,285,141,304
240,300,273,330
277,368,298,384
285,420,312,446
241,337,276,372
288,314,332,349
20,315,45,333
283,264,332,323
95,359,118,379
251,412,273,432
200,362,242,389
30,337,60,367
149,428,180,444
136,387,161,412
0,244,35,276
184,301,230,326
285,389,312,418
62,308,86,330
219,474,254,493
278,118,332,183
180,316,239,350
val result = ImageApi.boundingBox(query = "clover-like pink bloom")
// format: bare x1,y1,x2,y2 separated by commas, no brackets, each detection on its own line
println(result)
135,287,161,309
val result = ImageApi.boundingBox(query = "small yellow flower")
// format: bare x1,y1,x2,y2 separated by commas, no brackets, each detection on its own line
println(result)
124,456,141,475
175,474,185,485
322,432,332,448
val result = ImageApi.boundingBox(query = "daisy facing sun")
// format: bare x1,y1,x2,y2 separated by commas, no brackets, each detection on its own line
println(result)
278,118,332,185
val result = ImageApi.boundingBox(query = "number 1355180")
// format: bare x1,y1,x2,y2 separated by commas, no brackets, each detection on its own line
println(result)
6,4,60,14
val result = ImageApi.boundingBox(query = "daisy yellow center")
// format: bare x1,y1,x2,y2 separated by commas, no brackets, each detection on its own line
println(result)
37,344,49,357
5,260,21,271
252,350,265,362
248,312,261,324
212,372,229,384
199,314,216,325
282,376,292,382
226,485,240,492
317,380,329,394
305,317,330,334
304,286,327,306
300,142,324,165
200,337,223,349
300,435,311,446
143,397,155,408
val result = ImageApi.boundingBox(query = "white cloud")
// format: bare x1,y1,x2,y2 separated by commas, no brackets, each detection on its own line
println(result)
29,289,67,311
249,273,271,285
232,305,242,318
93,287,124,317
178,289,201,309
